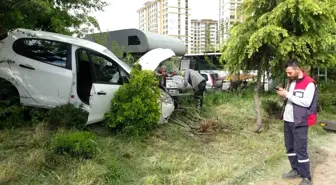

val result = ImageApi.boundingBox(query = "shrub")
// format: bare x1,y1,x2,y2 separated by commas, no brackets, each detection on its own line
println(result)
0,106,49,129
0,105,26,129
262,99,283,119
104,67,161,135
49,131,98,159
318,92,336,113
317,81,336,113
46,104,89,129
29,108,47,125
318,80,336,93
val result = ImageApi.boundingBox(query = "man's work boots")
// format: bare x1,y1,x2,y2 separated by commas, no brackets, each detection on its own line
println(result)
282,169,300,179
299,178,312,185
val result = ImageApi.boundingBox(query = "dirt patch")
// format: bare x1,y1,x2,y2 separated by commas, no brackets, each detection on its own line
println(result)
255,134,336,185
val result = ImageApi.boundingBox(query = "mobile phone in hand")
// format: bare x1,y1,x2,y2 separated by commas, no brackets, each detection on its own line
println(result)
274,86,280,91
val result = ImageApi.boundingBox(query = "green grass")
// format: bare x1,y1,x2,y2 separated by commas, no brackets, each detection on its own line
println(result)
0,91,332,185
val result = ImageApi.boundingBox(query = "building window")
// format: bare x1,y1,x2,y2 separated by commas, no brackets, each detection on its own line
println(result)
128,36,141,45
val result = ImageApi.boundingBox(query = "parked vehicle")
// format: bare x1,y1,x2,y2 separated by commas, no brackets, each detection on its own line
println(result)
164,70,220,95
200,71,219,89
0,28,175,124
221,80,231,91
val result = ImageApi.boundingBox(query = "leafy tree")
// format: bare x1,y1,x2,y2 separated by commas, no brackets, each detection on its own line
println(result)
221,0,336,132
0,0,108,37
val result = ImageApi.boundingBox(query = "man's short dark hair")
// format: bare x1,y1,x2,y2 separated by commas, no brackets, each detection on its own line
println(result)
285,58,300,69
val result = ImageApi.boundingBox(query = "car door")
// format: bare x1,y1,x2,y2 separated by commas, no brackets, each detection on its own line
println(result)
9,38,73,108
84,50,128,124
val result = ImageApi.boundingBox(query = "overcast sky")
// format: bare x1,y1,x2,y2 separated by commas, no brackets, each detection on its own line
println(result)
93,0,219,31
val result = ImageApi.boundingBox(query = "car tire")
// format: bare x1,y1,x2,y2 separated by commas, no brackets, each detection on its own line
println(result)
0,78,20,106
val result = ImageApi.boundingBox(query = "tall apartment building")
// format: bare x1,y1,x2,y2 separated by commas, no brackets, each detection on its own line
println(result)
219,0,244,43
137,0,191,52
189,19,219,54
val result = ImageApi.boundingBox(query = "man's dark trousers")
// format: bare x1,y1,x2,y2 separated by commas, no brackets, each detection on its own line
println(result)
284,121,311,180
194,80,206,109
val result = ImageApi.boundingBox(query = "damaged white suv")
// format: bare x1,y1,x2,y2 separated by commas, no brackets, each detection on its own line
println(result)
0,28,175,124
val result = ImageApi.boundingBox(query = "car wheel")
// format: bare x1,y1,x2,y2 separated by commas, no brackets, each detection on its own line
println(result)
0,79,20,106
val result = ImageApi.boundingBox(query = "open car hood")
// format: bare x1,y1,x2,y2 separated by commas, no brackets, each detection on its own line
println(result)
138,48,176,71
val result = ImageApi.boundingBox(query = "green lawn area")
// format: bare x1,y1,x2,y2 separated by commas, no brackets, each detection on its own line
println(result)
0,92,333,185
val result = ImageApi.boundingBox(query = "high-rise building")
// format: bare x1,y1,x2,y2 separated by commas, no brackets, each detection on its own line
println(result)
189,19,219,54
138,1,161,33
219,0,244,43
137,0,191,52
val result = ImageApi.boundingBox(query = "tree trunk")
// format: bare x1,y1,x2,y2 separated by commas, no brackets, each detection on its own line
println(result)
254,69,263,133
262,72,265,92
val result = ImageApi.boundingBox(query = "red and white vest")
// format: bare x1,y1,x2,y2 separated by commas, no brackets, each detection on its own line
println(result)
292,73,318,127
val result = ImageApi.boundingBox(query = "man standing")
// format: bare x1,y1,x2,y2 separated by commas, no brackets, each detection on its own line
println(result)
183,69,206,109
276,59,318,185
